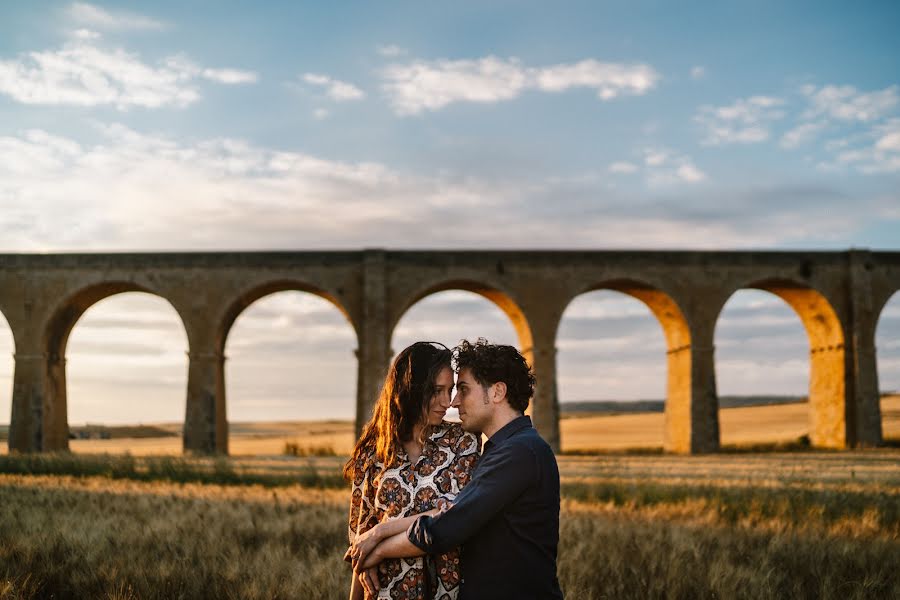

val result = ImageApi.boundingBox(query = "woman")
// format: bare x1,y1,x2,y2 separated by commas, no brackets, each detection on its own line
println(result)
344,341,481,600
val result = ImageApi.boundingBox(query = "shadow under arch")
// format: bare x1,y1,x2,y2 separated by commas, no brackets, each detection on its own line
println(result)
715,278,846,448
41,281,190,451
216,280,357,355
390,279,534,359
557,278,694,453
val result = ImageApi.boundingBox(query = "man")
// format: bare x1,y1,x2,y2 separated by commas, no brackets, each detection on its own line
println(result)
353,338,563,599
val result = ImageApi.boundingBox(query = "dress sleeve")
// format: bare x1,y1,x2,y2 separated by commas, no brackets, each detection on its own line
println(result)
347,455,377,545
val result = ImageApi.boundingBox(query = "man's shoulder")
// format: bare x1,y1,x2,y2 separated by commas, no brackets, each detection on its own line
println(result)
508,423,555,454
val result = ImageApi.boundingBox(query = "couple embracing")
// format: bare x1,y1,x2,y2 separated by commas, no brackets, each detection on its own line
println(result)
344,339,564,600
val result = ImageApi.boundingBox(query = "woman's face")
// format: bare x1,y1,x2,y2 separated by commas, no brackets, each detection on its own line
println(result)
426,366,454,426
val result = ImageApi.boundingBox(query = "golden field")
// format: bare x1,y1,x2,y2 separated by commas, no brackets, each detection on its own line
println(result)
2,395,896,456
1,449,898,599
1,397,898,598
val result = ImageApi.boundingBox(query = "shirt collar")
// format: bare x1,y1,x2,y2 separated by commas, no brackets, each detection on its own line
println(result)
486,415,532,449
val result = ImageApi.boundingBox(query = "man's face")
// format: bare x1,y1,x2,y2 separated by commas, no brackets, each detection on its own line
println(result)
451,367,492,433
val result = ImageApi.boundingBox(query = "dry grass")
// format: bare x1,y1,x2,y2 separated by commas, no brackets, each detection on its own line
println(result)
560,395,900,452
1,399,898,598
1,450,898,599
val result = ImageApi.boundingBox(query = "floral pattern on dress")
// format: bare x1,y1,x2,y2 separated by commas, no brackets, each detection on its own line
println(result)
348,421,481,599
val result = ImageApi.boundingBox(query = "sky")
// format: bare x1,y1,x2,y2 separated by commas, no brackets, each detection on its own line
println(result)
0,1,898,427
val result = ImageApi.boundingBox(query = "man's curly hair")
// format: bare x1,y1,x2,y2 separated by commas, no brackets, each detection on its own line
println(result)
453,338,535,412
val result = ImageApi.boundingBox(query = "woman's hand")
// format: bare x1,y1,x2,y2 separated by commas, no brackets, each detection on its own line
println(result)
359,566,380,598
350,523,383,568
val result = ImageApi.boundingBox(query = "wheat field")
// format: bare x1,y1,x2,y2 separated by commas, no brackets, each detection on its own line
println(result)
1,399,898,598
2,395,895,456
1,448,898,599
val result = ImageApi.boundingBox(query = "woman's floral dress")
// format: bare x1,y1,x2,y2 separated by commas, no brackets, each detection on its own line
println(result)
348,421,481,599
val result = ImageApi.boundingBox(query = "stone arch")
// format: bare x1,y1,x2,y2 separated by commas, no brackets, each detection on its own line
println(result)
217,280,357,355
215,282,358,445
714,278,846,448
556,279,695,453
390,279,533,360
41,282,190,451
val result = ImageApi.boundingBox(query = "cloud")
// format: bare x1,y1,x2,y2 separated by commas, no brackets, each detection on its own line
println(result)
69,2,167,31
690,66,706,80
73,28,101,40
801,84,898,122
312,108,330,120
302,73,365,101
831,119,900,173
874,118,900,152
608,161,638,174
0,124,893,254
695,95,786,145
381,55,660,115
377,44,406,58
201,68,258,84
780,121,828,148
0,40,258,109
641,147,707,185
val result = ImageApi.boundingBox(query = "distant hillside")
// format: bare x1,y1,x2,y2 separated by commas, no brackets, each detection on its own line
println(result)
68,424,180,440
561,395,808,416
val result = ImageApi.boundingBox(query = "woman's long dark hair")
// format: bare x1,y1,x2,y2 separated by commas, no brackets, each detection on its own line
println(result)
343,341,451,481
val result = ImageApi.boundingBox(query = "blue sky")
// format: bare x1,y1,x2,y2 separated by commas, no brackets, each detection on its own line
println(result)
0,2,898,427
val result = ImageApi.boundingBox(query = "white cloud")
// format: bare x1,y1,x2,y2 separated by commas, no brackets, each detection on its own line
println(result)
377,44,406,58
73,28,101,40
802,84,899,122
644,149,668,167
381,55,660,115
302,72,365,101
69,2,167,31
201,68,258,85
675,163,707,183
695,95,786,145
0,125,892,256
313,108,330,120
608,161,638,174
832,119,900,173
0,40,257,109
875,119,900,152
690,66,706,80
533,59,658,99
780,121,828,148
642,146,707,185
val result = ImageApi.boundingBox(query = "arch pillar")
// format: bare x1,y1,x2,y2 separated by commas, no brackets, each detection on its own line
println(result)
664,309,720,454
526,339,560,453
8,352,49,452
355,250,391,437
180,292,228,455
845,250,882,447
184,349,227,455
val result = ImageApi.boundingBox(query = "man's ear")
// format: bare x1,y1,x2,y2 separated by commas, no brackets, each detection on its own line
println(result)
491,381,507,404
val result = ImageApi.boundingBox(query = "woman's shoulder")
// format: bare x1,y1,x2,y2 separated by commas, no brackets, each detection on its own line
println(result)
432,421,479,453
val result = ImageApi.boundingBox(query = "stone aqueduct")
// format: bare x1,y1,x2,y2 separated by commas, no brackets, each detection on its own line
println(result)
1,249,897,455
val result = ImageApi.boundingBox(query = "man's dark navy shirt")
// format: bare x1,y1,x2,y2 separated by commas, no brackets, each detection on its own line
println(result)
407,415,563,599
